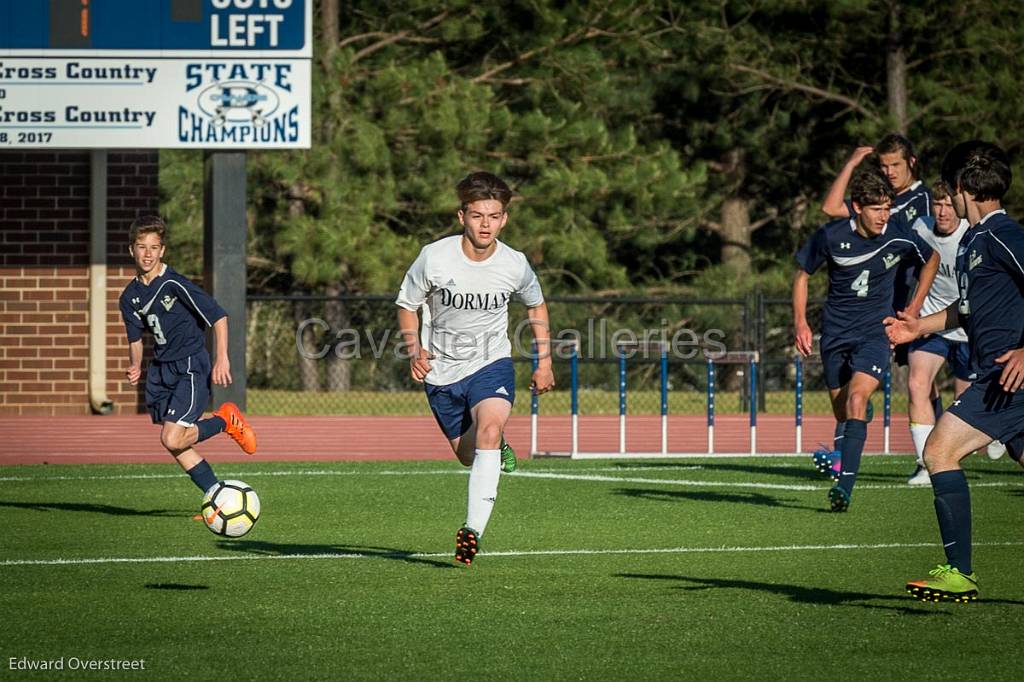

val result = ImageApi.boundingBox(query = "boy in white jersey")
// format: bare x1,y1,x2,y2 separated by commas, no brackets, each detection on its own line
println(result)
395,172,554,565
905,182,972,485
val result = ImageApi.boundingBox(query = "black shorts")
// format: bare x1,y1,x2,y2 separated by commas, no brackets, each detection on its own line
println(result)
947,370,1024,445
820,334,890,390
144,350,212,426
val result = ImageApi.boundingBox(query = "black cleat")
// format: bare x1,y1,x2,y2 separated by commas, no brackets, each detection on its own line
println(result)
455,526,480,566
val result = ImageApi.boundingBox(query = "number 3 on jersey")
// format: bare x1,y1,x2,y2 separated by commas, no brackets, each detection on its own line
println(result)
851,269,870,298
146,314,168,345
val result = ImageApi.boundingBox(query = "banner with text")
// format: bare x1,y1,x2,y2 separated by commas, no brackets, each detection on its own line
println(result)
0,58,310,148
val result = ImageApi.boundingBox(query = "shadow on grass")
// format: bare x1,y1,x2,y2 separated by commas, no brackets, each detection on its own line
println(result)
611,461,904,483
0,500,184,517
213,539,456,569
144,583,210,591
612,487,820,511
617,573,1024,612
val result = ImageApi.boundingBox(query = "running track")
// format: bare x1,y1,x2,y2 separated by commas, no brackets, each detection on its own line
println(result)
0,414,912,465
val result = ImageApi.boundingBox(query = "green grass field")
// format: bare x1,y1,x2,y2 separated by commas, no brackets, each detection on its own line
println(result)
1,456,1021,679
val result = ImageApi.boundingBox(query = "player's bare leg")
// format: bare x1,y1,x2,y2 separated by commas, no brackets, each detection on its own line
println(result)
160,422,220,505
907,350,945,484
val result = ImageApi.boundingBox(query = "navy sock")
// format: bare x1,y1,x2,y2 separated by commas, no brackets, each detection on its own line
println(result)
186,459,219,493
931,469,972,574
833,421,846,452
837,419,867,495
196,416,226,443
931,395,944,421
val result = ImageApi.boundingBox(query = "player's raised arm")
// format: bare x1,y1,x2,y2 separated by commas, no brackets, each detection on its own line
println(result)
821,146,874,218
527,303,554,394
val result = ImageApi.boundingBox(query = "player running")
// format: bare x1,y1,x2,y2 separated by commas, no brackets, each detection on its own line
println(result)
886,141,1024,603
119,216,256,499
396,171,554,565
794,169,939,511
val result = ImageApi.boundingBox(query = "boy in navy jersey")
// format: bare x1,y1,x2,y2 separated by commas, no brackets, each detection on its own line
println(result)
794,169,939,511
813,134,935,475
119,216,256,497
886,141,1024,602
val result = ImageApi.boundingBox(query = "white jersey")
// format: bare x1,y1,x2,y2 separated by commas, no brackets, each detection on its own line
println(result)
913,216,968,342
396,235,544,385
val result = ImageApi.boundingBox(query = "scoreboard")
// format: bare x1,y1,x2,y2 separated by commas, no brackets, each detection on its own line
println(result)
1,0,310,56
0,0,311,148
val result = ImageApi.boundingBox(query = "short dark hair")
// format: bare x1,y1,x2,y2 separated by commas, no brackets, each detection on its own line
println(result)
850,168,895,206
129,215,167,245
456,172,513,209
941,140,1011,202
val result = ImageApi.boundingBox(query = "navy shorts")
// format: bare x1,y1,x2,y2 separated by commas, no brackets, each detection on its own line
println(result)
145,350,211,426
424,358,516,440
909,334,972,381
948,370,1024,447
820,334,890,390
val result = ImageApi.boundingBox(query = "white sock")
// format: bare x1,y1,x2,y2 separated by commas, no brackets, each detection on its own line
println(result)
910,422,934,466
466,449,501,537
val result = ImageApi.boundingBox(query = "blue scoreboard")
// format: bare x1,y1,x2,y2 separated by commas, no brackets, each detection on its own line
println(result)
1,0,310,56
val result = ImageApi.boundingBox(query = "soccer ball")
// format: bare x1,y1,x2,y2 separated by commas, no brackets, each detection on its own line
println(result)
200,480,260,537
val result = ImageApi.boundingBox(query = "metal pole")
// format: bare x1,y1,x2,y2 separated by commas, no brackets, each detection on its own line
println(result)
795,355,803,454
706,358,715,454
884,364,892,454
618,350,626,454
531,342,539,457
660,346,668,455
570,344,579,457
750,353,759,455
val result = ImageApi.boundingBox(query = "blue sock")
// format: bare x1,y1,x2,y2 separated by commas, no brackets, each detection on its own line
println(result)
931,470,972,574
196,416,226,443
837,419,866,495
186,459,219,493
931,395,944,421
833,421,846,452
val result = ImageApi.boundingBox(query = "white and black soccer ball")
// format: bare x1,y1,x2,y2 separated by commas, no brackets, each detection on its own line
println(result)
200,480,260,538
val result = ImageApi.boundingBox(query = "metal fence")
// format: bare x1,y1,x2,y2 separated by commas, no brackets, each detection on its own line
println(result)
244,292,944,417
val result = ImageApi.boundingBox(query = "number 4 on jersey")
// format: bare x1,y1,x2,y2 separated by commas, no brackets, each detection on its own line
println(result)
851,269,870,298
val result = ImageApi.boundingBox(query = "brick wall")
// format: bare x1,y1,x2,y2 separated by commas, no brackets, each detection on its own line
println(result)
0,151,159,415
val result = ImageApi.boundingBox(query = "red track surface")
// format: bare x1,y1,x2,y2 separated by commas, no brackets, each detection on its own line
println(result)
0,414,912,465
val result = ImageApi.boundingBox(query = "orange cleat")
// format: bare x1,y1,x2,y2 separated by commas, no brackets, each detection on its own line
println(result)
213,402,257,455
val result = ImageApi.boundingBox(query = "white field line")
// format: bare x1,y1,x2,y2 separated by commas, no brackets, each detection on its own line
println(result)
0,468,1021,493
2,540,1022,568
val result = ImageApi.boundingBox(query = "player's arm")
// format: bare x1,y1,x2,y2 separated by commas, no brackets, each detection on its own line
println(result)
397,307,432,382
126,338,143,385
792,269,814,356
527,303,554,395
904,251,940,318
884,300,958,345
821,146,874,218
210,316,232,386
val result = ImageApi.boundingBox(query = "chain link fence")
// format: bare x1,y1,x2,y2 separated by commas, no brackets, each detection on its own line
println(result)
245,294,755,416
244,292,957,417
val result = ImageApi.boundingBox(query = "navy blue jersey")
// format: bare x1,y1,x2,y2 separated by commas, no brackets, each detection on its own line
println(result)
119,265,227,363
954,211,1024,374
842,180,931,231
845,182,932,309
797,217,934,339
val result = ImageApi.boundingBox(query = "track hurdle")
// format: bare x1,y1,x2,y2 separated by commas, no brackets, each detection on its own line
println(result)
529,348,894,458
